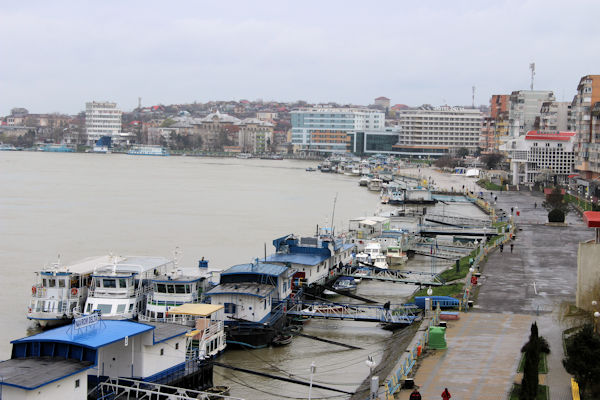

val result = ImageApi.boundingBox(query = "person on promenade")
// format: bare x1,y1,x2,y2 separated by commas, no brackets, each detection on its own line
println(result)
510,243,514,253
409,388,422,400
441,388,452,400
500,243,504,253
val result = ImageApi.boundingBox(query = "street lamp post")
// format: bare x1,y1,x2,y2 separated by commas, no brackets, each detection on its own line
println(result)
593,301,600,334
308,362,316,400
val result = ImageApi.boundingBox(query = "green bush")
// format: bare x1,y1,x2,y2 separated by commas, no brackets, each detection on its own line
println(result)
548,209,565,223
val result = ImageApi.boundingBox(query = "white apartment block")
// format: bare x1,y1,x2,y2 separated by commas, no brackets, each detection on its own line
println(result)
85,101,122,145
290,107,385,153
508,90,555,136
500,131,576,185
393,106,482,157
539,101,570,132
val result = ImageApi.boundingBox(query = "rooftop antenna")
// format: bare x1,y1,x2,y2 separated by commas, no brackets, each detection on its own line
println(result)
529,62,535,91
472,86,476,108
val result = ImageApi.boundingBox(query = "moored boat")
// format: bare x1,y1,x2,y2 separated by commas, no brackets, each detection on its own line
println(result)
27,255,113,328
128,145,169,156
386,246,409,266
356,242,388,269
81,256,174,320
331,276,357,293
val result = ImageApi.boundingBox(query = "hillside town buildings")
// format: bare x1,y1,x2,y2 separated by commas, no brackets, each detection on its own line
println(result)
539,101,570,132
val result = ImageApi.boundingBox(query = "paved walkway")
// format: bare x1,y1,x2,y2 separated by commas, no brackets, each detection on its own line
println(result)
393,188,590,400
395,312,533,400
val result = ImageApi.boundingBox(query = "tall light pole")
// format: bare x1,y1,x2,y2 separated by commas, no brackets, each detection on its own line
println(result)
308,362,316,400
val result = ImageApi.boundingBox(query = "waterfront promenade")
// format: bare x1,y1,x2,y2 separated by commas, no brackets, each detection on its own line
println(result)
395,187,592,400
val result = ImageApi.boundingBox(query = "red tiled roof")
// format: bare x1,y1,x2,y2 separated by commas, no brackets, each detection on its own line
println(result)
525,131,576,141
568,174,579,178
584,211,600,228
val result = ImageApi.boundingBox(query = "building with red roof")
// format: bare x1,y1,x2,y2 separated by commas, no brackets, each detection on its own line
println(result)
500,130,577,185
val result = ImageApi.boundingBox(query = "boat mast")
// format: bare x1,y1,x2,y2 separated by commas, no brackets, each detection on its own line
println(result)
330,193,338,237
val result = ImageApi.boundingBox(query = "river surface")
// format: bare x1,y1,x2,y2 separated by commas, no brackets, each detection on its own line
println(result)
0,152,483,399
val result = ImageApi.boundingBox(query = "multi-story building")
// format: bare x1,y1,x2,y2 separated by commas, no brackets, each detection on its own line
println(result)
391,105,482,158
500,131,576,185
573,75,600,182
490,95,509,119
508,90,555,136
85,101,122,145
539,101,570,132
290,107,385,153
236,118,274,154
346,128,400,156
480,116,495,152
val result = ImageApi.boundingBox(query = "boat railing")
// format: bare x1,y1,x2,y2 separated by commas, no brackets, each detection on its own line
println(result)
30,298,79,314
138,314,196,326
89,287,136,298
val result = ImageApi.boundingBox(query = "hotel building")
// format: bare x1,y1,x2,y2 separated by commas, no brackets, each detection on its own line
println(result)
392,106,482,157
85,101,122,145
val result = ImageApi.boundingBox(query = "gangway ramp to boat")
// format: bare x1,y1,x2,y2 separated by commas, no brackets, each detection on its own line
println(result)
93,377,245,400
410,246,468,260
425,213,492,228
418,225,497,238
340,266,445,286
285,300,420,325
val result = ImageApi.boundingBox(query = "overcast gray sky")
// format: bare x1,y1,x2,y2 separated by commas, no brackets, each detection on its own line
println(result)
1,0,598,115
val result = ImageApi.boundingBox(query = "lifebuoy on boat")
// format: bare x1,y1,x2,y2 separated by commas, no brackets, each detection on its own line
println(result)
31,286,36,294
71,288,78,296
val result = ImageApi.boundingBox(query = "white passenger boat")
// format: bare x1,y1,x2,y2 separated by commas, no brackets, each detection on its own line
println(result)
27,255,115,327
356,242,388,269
139,259,216,323
82,256,174,320
386,246,409,266
128,145,169,156
358,176,370,187
367,178,383,192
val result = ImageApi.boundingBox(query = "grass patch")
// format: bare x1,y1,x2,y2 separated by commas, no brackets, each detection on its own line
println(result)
509,384,549,400
411,283,463,300
517,352,548,374
477,179,503,191
438,247,480,282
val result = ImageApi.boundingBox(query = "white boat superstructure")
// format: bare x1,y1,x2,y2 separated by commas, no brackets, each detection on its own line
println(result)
82,256,174,320
356,242,388,269
367,178,383,192
27,255,119,327
139,260,217,323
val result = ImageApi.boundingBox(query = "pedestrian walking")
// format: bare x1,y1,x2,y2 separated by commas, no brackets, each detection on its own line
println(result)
511,207,514,214
534,202,537,208
441,388,452,400
409,388,422,400
500,243,504,253
383,300,391,319
510,243,514,253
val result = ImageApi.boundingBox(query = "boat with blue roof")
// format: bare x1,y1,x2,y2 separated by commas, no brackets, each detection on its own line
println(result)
128,145,169,156
265,229,355,294
1,313,217,399
206,260,295,348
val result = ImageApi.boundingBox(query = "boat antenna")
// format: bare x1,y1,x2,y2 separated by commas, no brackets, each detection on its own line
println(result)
330,193,338,237
264,243,267,262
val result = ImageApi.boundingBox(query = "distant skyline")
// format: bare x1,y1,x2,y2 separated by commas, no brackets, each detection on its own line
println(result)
1,0,599,115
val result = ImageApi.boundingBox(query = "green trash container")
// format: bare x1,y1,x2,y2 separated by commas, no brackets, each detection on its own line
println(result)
428,326,447,349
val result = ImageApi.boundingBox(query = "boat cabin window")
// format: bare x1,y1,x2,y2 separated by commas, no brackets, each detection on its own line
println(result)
42,278,47,287
48,279,56,288
175,284,186,294
103,279,117,288
156,283,166,293
128,304,134,312
58,279,65,288
97,304,112,314
86,303,93,313
119,279,128,288
167,285,175,294
157,312,164,319
117,304,126,314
